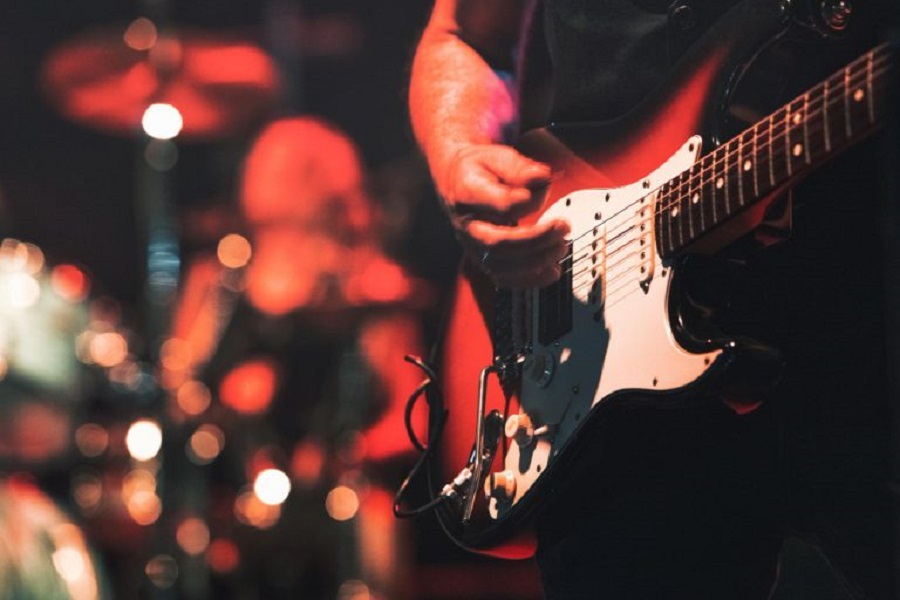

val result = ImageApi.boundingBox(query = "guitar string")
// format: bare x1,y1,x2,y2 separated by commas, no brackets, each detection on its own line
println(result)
570,56,889,302
562,56,891,293
557,55,889,288
560,51,889,276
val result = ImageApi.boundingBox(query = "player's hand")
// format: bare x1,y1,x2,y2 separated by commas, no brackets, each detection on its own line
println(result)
435,143,569,288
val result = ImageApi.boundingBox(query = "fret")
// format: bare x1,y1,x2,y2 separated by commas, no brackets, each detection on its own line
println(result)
802,92,811,164
783,104,793,178
843,66,852,138
866,51,875,123
736,135,745,208
766,110,776,187
823,80,832,153
722,142,731,216
681,163,697,241
750,122,760,198
711,148,721,225
699,153,714,233
805,81,828,172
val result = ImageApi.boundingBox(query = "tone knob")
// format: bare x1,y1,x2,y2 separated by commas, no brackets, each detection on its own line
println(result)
505,413,535,447
487,470,517,502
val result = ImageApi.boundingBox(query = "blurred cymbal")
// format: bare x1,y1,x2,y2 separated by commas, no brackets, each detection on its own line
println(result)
40,24,280,139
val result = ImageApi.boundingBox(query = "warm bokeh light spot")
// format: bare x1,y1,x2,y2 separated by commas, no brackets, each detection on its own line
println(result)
290,440,325,486
142,103,183,140
51,264,90,302
176,380,212,416
207,538,240,574
337,580,372,600
89,331,128,368
126,420,163,461
74,423,109,458
160,338,193,372
127,490,162,525
325,485,359,522
122,469,157,499
0,356,8,381
124,17,158,51
3,272,41,309
234,489,281,529
219,358,277,415
187,424,224,465
217,233,252,269
52,546,86,584
72,473,103,514
176,517,210,555
145,554,178,589
253,468,291,506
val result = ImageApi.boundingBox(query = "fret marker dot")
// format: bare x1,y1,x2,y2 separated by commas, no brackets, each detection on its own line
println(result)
792,143,803,157
716,177,724,189
743,159,752,172
792,113,803,126
671,207,679,218
691,193,700,204
853,89,865,102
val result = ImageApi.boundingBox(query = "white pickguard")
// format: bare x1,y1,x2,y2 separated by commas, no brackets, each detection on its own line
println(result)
490,136,722,518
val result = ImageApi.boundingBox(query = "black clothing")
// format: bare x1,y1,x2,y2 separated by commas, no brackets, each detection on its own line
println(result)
521,1,895,598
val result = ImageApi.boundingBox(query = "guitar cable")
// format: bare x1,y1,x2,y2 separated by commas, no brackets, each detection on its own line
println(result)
392,355,451,518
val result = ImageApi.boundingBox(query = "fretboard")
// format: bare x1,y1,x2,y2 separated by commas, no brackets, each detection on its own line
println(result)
656,43,893,259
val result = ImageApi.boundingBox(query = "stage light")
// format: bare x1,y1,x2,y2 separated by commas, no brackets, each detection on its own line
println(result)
234,489,281,529
126,420,163,461
142,103,183,140
253,468,291,506
127,490,162,525
51,264,89,302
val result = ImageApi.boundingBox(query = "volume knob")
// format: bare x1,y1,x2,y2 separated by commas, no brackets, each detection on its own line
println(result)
505,413,535,447
487,470,517,503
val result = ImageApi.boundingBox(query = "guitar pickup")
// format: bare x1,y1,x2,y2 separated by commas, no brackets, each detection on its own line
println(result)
537,242,573,345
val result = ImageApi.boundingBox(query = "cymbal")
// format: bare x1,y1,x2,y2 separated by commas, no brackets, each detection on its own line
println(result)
40,25,280,139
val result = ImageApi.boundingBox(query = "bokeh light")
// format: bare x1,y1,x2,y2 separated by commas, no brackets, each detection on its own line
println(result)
176,517,211,555
325,485,359,521
234,489,281,529
176,380,212,416
217,233,252,269
253,468,291,506
145,554,178,589
186,424,224,465
123,17,158,51
89,332,128,368
207,538,240,574
126,490,162,525
142,103,183,140
74,423,109,458
51,264,90,302
219,358,277,415
125,420,163,461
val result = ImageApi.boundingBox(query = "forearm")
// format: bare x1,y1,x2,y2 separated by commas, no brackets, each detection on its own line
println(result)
409,20,518,188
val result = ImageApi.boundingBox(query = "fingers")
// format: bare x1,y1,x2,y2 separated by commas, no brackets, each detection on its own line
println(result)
463,218,570,289
442,145,551,222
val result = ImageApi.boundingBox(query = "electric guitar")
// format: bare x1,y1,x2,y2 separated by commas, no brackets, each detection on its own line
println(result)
432,0,894,558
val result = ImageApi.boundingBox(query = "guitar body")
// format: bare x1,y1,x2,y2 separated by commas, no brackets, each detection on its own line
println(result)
432,0,889,557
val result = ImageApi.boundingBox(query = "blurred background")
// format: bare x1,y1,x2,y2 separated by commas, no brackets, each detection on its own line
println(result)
0,0,541,598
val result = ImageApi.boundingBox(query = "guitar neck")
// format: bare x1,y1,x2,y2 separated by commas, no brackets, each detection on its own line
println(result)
656,43,893,259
